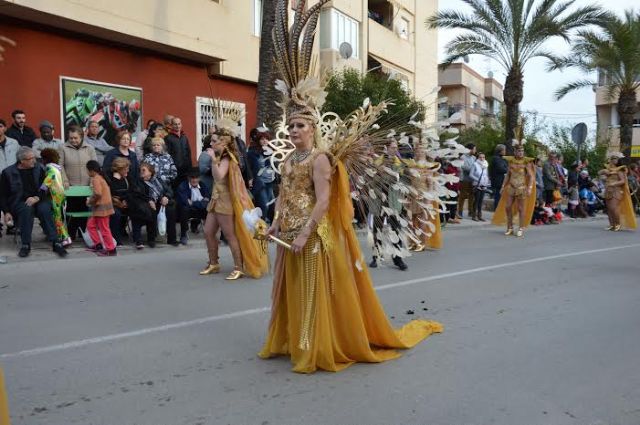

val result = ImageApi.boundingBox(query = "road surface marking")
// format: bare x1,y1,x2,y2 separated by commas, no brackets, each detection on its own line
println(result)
2,243,638,360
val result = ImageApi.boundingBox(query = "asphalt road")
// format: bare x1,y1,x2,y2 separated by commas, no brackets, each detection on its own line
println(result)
1,217,639,425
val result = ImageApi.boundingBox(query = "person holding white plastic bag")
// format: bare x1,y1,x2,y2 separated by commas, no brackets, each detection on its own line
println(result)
140,162,179,246
470,152,490,221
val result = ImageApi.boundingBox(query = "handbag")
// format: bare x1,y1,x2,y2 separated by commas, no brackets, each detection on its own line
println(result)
552,189,563,202
157,206,167,236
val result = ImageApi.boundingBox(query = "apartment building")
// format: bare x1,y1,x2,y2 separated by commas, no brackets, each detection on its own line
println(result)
595,71,640,157
437,63,503,129
0,0,438,153
317,0,439,120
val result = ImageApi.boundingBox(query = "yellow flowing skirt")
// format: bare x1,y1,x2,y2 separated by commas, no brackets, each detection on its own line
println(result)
259,162,442,373
491,185,537,228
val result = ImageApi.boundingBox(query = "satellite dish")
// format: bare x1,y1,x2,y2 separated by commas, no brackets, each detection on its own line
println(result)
463,55,470,63
488,71,494,78
339,42,353,59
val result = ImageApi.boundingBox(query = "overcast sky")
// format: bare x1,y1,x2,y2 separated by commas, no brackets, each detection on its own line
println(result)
436,0,638,134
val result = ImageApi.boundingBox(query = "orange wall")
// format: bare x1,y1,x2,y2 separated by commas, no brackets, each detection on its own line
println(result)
0,21,257,160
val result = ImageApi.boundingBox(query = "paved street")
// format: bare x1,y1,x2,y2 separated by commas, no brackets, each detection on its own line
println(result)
1,217,639,425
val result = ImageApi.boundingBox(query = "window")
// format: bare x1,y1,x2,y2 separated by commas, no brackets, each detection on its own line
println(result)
195,97,247,153
253,0,262,36
398,17,410,40
471,94,479,110
320,8,359,59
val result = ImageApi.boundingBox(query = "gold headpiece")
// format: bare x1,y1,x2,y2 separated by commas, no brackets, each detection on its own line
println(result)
211,98,245,137
512,139,526,150
273,0,330,123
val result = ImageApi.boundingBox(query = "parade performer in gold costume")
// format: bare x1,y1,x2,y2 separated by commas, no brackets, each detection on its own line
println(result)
258,0,442,373
492,140,536,237
405,143,442,251
599,152,637,231
200,102,269,280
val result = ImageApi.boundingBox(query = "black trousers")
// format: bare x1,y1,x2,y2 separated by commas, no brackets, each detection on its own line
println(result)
177,204,208,237
66,197,88,238
13,200,57,246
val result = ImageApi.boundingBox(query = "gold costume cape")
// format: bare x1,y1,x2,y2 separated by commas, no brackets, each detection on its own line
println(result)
404,159,442,249
228,153,270,278
603,165,637,230
492,157,537,227
259,158,442,373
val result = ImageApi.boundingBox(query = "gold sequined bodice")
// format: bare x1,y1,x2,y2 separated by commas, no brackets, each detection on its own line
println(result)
604,165,626,200
279,158,316,243
508,159,528,190
212,175,229,198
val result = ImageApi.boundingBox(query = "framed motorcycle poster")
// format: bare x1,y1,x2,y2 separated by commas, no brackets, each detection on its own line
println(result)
60,76,143,146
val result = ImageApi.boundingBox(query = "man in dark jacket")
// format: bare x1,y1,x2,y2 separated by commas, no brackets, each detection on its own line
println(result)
176,168,210,245
0,146,66,257
543,152,561,205
6,109,36,148
489,144,508,209
235,136,253,189
165,117,192,189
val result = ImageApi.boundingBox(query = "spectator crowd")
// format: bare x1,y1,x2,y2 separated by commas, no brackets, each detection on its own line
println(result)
0,108,277,258
1,107,639,259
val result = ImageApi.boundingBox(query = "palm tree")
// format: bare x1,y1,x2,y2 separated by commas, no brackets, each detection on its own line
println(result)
256,0,282,130
427,0,608,152
552,10,640,159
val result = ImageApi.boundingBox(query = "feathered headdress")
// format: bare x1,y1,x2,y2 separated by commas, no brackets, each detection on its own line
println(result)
212,98,245,137
272,0,330,123
512,139,526,150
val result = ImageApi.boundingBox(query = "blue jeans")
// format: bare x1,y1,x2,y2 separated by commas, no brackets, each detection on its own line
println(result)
13,200,56,246
252,184,275,222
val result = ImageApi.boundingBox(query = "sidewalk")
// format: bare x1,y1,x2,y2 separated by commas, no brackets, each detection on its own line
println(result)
0,212,609,264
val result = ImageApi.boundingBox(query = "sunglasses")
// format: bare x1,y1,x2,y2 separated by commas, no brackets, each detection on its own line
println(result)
287,122,306,130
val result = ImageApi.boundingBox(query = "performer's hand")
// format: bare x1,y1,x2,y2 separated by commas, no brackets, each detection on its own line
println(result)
291,231,309,254
267,223,280,237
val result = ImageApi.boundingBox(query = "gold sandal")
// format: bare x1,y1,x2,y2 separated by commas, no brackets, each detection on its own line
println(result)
504,228,514,236
199,263,221,275
225,269,245,280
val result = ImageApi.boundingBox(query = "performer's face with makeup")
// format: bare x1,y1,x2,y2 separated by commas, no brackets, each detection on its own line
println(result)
288,118,314,148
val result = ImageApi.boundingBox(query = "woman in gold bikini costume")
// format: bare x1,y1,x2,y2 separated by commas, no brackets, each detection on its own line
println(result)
200,126,268,280
599,152,636,231
492,140,536,237
258,0,442,373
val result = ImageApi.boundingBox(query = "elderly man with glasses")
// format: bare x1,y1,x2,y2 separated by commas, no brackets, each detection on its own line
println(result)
0,146,67,257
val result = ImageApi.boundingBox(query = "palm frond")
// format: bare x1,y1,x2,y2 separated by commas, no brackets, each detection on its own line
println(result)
554,79,595,100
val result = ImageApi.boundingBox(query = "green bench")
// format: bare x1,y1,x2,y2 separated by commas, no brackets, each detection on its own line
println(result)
64,185,93,221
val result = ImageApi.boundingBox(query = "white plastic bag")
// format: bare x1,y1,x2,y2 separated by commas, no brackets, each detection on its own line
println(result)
157,206,167,236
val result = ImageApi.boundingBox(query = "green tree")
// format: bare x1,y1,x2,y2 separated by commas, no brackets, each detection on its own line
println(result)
427,0,608,152
455,115,543,159
551,10,640,159
322,69,425,128
546,124,607,175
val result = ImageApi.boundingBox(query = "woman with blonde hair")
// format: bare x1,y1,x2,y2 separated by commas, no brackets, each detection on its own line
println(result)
142,137,178,185
200,126,268,280
599,152,637,231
